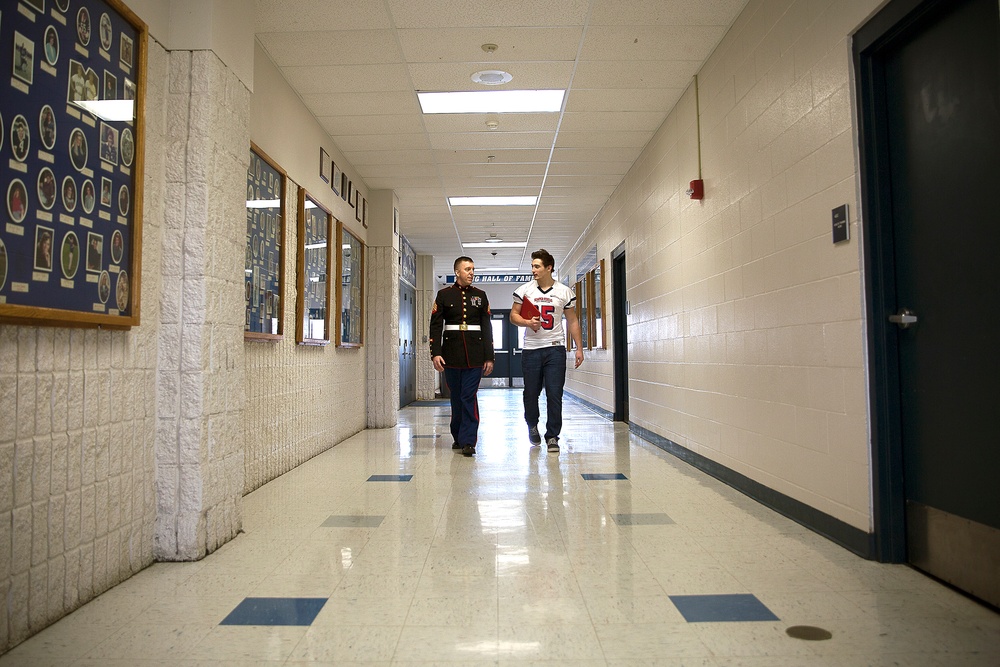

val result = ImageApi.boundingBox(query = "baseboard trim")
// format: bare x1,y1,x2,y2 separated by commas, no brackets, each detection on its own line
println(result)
625,422,875,559
564,392,614,420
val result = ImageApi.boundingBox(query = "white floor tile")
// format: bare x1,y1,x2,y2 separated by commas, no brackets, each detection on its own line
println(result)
2,390,998,665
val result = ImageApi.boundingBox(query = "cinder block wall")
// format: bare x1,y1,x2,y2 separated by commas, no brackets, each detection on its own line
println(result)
1,36,376,654
242,181,367,493
0,39,168,651
564,0,879,530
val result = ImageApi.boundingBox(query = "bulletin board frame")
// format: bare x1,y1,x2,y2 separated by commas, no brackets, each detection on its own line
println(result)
295,188,332,346
245,141,286,342
336,219,364,348
0,0,147,329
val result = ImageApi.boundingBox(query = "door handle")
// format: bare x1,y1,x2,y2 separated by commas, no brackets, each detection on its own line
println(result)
889,308,918,329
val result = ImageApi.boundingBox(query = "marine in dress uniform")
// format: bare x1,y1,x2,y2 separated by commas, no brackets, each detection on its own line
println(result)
430,257,494,456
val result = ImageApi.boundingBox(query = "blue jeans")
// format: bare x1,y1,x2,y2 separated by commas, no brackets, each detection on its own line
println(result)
522,346,566,441
444,366,483,446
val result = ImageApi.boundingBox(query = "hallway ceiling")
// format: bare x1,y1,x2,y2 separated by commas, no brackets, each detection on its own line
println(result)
255,0,748,279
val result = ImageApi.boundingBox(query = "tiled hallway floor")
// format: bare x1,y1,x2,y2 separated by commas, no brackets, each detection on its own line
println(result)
4,390,999,665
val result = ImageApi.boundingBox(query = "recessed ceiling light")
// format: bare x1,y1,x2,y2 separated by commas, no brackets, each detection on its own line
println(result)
471,70,512,85
449,196,537,206
418,90,564,114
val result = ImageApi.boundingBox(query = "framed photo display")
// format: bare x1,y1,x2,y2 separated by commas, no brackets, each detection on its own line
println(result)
296,188,332,345
245,142,286,341
336,220,364,348
331,160,341,197
318,147,330,184
0,0,147,328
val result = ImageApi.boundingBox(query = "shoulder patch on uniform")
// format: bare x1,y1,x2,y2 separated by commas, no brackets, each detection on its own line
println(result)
432,302,438,314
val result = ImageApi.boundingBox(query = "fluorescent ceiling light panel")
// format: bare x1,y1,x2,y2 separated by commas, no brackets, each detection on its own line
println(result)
449,196,537,206
418,90,564,114
73,99,134,121
463,242,527,248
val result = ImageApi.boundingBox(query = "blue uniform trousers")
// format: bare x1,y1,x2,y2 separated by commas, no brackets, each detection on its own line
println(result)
444,366,484,446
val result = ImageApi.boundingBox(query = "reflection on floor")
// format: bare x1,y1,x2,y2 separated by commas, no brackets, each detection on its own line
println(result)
3,389,998,665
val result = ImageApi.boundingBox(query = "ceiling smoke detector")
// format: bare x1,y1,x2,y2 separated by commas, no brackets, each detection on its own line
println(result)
472,70,512,85
485,120,499,131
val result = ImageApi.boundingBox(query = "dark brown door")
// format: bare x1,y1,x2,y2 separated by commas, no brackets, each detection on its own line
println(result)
859,0,999,604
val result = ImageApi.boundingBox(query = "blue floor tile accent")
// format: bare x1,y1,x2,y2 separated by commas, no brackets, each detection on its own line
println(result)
612,512,674,525
220,597,327,626
669,594,779,622
321,515,385,528
367,474,413,482
581,473,628,480
410,435,442,439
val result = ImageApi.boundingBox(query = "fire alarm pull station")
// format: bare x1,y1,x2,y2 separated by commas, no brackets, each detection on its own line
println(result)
686,179,704,200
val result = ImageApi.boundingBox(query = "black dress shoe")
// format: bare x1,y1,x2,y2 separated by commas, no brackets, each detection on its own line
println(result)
462,444,475,457
452,441,462,449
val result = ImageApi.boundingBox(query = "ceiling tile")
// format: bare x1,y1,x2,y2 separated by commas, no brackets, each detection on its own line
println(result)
409,61,575,91
428,132,555,151
580,25,728,61
252,0,751,279
397,27,583,62
332,133,431,152
255,0,390,32
257,30,401,67
319,115,426,137
588,0,750,27
423,113,560,134
387,0,592,29
282,64,413,94
572,60,700,89
558,111,667,133
302,92,421,116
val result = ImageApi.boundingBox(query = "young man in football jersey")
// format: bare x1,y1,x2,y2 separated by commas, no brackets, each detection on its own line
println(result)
511,249,584,453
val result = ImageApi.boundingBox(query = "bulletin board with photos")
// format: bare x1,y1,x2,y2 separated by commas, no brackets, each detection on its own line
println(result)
572,252,605,350
336,220,363,348
296,188,331,346
245,143,286,341
0,0,146,328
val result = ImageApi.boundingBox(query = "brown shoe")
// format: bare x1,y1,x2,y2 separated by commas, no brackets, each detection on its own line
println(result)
462,444,475,457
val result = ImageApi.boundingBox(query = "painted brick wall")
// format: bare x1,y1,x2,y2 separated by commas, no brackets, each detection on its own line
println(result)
564,0,880,530
0,39,168,652
242,181,367,493
154,50,248,561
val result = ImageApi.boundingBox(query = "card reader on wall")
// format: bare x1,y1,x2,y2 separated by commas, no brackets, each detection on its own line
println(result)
686,179,704,200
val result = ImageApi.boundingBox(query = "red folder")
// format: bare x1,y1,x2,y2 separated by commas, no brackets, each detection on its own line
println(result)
520,296,540,319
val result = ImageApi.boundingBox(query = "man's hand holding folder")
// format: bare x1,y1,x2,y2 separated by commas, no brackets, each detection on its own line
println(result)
520,296,541,319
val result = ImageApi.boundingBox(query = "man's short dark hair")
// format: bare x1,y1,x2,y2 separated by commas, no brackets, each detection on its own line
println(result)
531,249,555,270
454,256,474,271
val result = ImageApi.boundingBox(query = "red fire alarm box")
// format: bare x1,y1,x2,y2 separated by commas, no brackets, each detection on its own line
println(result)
686,179,704,200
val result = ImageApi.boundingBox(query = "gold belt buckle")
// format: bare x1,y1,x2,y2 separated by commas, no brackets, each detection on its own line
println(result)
459,323,468,331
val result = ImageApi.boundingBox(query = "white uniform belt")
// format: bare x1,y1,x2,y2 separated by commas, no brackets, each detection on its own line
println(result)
444,324,481,331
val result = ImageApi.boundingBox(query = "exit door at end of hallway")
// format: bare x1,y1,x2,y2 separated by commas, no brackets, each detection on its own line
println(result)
399,281,416,408
487,309,525,388
857,0,999,607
